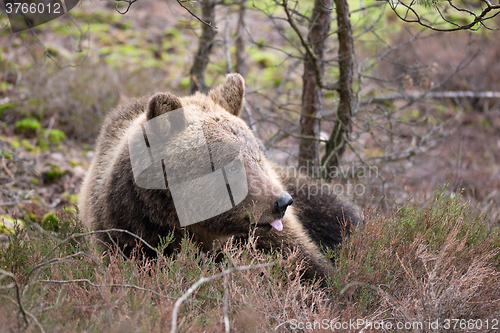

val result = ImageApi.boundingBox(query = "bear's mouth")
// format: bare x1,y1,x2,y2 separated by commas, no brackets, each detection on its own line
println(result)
256,219,283,232
269,219,283,231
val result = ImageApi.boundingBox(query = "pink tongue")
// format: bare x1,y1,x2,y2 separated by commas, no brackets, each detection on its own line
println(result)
270,219,283,231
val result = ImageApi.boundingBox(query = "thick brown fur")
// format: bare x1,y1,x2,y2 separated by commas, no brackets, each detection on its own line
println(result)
278,170,362,253
78,73,360,281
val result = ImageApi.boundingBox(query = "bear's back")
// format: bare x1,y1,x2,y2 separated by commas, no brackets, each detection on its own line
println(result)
78,97,149,230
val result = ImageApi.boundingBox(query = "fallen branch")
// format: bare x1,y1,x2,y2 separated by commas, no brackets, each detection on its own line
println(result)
361,91,500,104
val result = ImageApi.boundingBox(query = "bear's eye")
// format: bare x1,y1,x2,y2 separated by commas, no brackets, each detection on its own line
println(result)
228,166,238,174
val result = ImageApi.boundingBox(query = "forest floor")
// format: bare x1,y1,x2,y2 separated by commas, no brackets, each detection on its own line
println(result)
0,0,499,234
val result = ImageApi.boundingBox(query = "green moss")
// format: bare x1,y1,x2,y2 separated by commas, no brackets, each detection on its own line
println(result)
63,206,77,214
46,129,67,144
39,139,49,151
164,27,181,38
89,22,111,33
15,117,41,132
2,151,12,159
62,192,79,204
45,44,59,57
250,50,279,68
180,77,190,89
25,212,37,222
44,164,65,180
99,46,111,55
21,139,37,152
121,20,133,30
10,137,20,149
0,102,14,112
0,82,10,91
0,215,25,234
41,212,59,232
263,67,283,87
117,44,143,57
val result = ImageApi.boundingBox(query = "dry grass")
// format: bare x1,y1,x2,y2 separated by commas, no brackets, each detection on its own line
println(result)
330,188,500,331
1,187,499,332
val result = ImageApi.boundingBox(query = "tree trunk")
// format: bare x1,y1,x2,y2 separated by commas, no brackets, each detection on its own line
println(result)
322,0,354,171
189,0,217,94
298,0,333,170
234,0,247,78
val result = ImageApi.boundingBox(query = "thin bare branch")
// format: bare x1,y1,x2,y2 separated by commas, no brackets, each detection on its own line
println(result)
38,279,177,300
177,0,218,29
387,0,500,31
282,0,339,91
170,263,274,333
0,269,28,327
361,90,500,104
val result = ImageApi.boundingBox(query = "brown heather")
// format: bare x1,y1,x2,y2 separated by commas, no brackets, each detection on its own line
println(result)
1,187,499,332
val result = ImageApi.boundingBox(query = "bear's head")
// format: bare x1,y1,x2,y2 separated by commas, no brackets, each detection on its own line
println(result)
129,74,293,239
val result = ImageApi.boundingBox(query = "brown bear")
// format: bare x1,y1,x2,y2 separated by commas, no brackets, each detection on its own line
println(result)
78,73,360,281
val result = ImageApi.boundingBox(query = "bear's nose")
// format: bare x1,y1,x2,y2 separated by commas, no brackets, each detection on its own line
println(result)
274,193,293,217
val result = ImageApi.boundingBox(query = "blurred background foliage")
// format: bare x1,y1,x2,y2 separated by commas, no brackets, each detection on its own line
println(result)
0,0,499,227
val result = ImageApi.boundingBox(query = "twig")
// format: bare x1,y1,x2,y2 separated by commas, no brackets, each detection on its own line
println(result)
115,0,138,15
25,18,90,69
170,262,274,333
177,0,218,29
1,157,15,178
0,189,61,243
0,269,29,327
38,279,177,300
282,0,339,91
223,276,230,333
0,141,40,179
340,281,413,323
25,311,46,333
22,228,174,295
388,0,500,31
361,90,500,104
224,8,233,73
243,104,266,152
0,201,33,206
38,228,167,266
44,116,56,140
24,252,92,286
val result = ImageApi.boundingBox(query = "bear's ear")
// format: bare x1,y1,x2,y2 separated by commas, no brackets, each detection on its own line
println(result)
209,73,245,117
147,92,182,120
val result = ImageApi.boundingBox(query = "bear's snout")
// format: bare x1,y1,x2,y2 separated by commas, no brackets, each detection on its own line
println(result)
274,193,293,218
